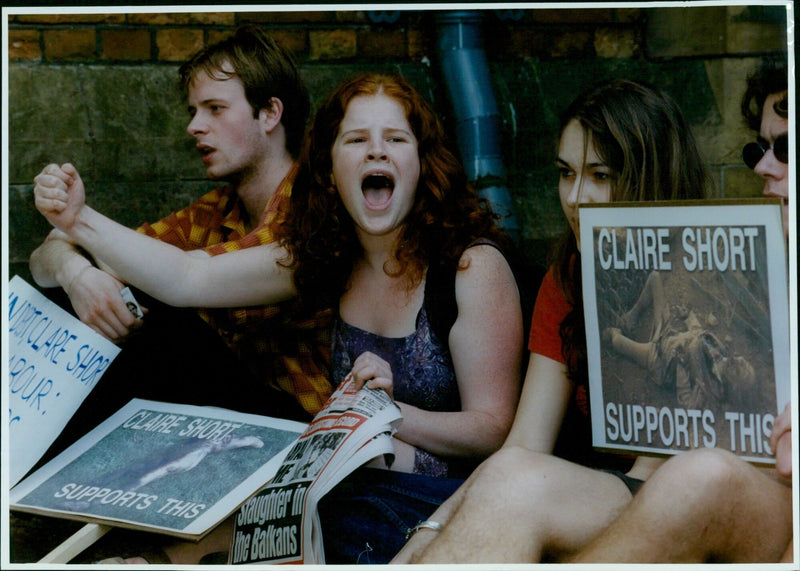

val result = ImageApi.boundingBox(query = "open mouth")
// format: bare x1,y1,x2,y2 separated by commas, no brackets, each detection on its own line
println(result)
361,173,394,207
197,144,215,161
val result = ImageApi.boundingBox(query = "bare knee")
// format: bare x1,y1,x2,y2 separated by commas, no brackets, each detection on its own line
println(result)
470,446,568,513
478,446,555,486
642,448,746,517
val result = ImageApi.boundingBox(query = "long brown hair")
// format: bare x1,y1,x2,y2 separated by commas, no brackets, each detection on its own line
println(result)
279,73,507,312
553,79,710,386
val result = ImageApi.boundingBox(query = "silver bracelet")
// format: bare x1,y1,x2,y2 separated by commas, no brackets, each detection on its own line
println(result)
405,520,443,541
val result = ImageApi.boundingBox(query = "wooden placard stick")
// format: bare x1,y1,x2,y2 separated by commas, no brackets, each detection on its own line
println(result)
38,523,112,563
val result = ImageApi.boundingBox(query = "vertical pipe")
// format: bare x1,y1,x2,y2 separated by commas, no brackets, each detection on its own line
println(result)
436,11,519,238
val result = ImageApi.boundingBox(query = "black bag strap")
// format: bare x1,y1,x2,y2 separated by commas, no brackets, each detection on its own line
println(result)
424,239,539,346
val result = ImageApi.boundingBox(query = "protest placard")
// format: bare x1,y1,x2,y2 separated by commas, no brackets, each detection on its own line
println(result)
580,200,790,464
9,399,307,539
7,275,122,485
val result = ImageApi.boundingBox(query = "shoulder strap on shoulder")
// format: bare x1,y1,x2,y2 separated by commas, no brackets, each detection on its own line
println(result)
424,239,539,345
424,256,459,344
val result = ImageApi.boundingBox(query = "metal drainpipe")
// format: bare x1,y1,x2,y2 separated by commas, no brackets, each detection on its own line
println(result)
435,11,519,239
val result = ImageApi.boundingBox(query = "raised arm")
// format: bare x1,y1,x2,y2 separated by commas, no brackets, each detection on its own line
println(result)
34,163,296,308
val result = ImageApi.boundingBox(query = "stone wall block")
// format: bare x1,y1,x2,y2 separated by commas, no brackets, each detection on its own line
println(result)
594,27,637,58
616,8,643,24
357,29,407,58
298,62,432,109
721,166,765,199
726,5,788,53
309,29,357,60
206,29,234,47
9,30,42,61
156,29,204,61
128,12,236,26
647,7,727,57
16,13,125,24
698,58,764,168
407,28,427,60
515,169,563,235
240,11,334,25
85,67,199,181
549,30,593,58
12,140,95,188
100,29,151,61
43,29,96,61
266,29,308,58
88,182,211,227
8,184,53,268
8,65,201,184
9,66,94,182
529,8,622,25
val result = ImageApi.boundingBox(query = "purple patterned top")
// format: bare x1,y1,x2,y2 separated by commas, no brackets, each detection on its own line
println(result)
331,305,462,477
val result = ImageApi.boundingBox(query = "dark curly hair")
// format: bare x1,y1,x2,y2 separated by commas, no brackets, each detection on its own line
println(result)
278,73,508,312
552,79,709,387
741,54,788,132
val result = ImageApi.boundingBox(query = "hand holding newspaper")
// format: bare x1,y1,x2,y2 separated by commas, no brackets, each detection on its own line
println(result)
230,373,402,565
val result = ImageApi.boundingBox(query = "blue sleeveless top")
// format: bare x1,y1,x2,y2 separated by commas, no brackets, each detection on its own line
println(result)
331,305,461,477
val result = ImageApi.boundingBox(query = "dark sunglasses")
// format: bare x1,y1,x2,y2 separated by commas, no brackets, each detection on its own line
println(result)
742,134,788,169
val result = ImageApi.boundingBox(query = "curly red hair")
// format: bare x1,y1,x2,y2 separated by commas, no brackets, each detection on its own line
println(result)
278,73,507,312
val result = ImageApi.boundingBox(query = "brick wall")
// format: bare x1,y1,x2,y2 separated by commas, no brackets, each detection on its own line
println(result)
7,5,789,280
7,11,427,63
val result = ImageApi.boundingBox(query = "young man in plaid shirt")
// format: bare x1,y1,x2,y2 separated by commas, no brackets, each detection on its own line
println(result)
29,26,332,458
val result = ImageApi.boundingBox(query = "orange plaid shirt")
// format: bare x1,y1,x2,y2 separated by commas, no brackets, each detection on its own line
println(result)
136,165,333,416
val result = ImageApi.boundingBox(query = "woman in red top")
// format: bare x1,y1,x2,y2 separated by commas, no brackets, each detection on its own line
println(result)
394,78,709,563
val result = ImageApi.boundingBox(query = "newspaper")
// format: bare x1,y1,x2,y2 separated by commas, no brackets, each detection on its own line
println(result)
230,373,402,564
579,200,790,464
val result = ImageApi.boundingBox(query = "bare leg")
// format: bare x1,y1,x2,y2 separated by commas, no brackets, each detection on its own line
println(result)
607,271,667,369
622,271,669,340
392,468,475,563
573,448,792,563
415,446,633,563
608,328,656,369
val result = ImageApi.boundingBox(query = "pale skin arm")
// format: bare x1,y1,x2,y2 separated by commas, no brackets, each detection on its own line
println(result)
34,163,296,308
30,229,142,342
352,245,523,461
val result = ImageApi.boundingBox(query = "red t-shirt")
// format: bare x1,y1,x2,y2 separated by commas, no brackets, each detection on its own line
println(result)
527,265,632,470
529,266,569,362
528,266,589,416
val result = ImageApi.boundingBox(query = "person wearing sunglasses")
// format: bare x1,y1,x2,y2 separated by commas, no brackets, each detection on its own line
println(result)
570,54,794,564
741,55,790,238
